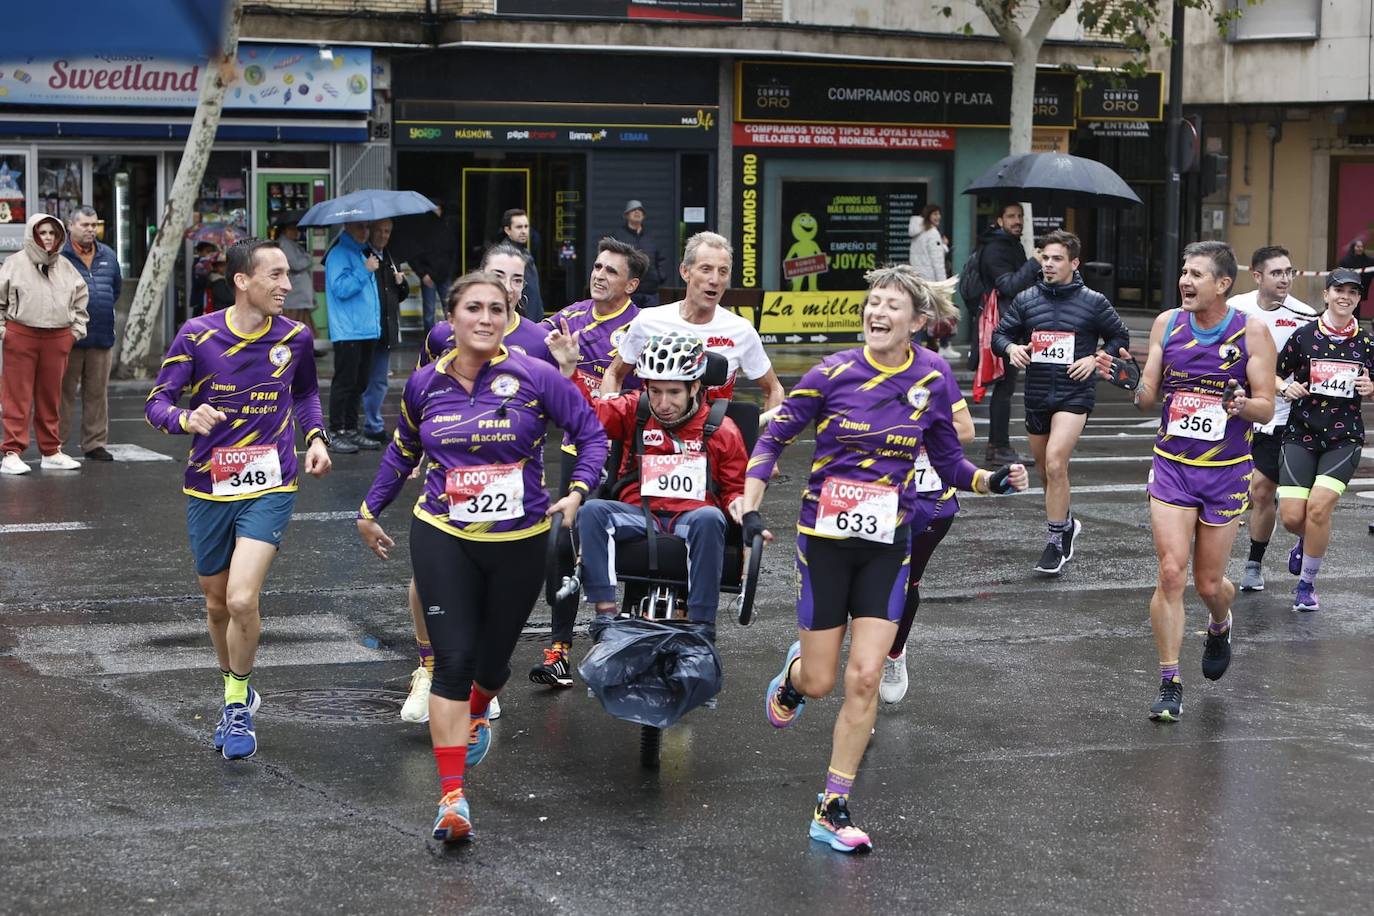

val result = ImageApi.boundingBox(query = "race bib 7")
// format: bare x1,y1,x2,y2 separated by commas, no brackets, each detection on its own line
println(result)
210,446,282,496
446,462,524,522
814,476,899,544
913,448,944,494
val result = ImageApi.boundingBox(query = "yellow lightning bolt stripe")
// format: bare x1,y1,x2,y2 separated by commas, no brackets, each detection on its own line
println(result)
188,374,216,397
161,354,192,367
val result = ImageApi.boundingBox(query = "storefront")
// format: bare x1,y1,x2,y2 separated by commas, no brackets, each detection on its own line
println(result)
392,50,717,312
0,44,373,349
728,59,1078,343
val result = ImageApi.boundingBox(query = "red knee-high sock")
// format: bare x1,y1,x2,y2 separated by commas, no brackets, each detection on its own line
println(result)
469,685,496,718
434,745,466,795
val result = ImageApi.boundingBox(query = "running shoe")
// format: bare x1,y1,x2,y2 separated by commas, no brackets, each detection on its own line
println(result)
467,712,491,767
213,686,261,751
488,695,501,720
0,452,30,475
809,794,873,854
1288,539,1303,576
1034,541,1066,575
1293,581,1320,613
401,666,431,723
432,788,472,844
879,651,909,704
40,452,81,470
1149,677,1183,722
330,430,359,455
529,644,574,688
1062,518,1083,561
1239,560,1265,592
1201,624,1232,681
765,641,806,728
220,702,259,760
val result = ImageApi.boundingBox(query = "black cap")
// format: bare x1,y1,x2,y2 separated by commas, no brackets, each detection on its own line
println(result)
1326,267,1363,288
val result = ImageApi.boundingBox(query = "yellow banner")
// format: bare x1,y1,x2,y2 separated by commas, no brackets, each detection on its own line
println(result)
736,290,867,344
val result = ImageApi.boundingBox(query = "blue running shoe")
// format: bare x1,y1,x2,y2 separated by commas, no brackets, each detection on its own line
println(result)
466,713,491,768
432,788,472,843
213,686,261,751
1293,580,1319,612
809,793,872,853
1288,539,1304,576
765,640,805,728
221,703,258,760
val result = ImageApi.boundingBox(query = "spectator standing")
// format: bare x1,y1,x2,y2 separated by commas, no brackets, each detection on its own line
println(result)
501,208,543,322
0,213,89,474
361,218,409,444
609,200,667,307
324,220,381,454
1337,239,1374,320
909,203,956,359
404,202,456,333
59,205,122,462
976,202,1041,466
273,213,317,335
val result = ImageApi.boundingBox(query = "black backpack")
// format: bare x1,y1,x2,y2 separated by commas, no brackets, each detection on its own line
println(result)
957,244,989,306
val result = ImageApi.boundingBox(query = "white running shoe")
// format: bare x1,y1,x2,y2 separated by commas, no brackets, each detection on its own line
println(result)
879,650,909,704
40,451,81,471
938,345,960,361
400,666,431,723
488,695,501,720
1,452,31,475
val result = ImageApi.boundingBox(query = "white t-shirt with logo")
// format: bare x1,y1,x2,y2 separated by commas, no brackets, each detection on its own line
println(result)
619,304,773,399
1228,290,1317,434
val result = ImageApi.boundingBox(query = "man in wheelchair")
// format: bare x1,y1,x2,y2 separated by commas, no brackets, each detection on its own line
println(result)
544,329,749,644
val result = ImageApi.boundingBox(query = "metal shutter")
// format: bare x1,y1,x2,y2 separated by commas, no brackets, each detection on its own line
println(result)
587,151,679,264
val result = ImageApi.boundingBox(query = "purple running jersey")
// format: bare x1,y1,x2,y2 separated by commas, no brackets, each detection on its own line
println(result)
1154,307,1252,467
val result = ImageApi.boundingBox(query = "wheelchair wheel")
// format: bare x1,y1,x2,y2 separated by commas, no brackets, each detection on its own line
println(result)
639,724,662,769
737,532,764,626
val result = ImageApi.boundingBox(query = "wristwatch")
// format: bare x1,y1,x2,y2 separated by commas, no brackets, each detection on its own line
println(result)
307,429,331,449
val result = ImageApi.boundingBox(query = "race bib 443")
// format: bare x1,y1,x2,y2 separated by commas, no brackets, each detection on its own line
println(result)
210,445,282,496
446,463,524,522
815,476,899,543
1031,330,1074,365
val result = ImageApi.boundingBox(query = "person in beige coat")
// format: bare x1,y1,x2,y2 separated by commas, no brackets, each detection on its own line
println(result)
0,213,89,474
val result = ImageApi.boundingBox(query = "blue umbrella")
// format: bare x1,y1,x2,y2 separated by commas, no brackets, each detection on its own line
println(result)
963,152,1142,209
11,1,228,60
297,190,437,227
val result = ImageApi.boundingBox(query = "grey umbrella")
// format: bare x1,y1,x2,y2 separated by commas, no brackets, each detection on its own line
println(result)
297,190,437,227
963,153,1142,209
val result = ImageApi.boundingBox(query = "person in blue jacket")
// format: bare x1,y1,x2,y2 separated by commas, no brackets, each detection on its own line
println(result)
325,221,382,453
60,205,122,461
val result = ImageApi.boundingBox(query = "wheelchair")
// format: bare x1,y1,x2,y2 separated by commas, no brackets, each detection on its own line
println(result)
545,353,766,767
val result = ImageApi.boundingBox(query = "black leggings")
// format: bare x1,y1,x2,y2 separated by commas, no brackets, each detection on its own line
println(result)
890,515,956,654
410,517,548,701
1278,442,1361,497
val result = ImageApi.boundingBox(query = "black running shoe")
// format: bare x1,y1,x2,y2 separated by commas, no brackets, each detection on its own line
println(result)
1149,677,1183,722
1034,541,1066,575
529,643,574,688
1201,625,1232,681
1062,518,1082,561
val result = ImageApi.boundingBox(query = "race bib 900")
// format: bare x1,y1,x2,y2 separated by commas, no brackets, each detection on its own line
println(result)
815,476,899,544
446,463,524,522
210,446,282,496
640,453,707,501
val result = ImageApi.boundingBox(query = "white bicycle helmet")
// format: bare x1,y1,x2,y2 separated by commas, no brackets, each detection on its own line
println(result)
635,331,708,381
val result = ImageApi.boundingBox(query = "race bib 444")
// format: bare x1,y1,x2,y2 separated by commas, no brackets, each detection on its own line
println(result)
1309,359,1360,399
815,476,899,543
446,463,524,522
210,445,282,496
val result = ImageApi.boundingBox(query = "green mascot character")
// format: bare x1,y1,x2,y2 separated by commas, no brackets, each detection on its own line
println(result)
785,211,825,292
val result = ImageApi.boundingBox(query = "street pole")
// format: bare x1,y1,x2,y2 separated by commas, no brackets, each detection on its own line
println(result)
1160,1,1185,312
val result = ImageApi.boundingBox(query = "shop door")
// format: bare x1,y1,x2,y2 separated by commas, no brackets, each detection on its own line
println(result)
460,167,529,274
257,170,331,333
92,155,158,280
588,151,676,283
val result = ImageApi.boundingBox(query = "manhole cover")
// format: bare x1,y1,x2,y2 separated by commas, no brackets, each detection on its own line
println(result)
267,687,407,724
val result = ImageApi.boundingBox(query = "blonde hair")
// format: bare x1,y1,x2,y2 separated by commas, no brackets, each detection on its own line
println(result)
445,270,509,315
863,263,959,324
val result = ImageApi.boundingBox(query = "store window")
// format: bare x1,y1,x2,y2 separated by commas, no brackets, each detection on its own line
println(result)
38,157,85,226
1227,0,1319,41
0,152,29,235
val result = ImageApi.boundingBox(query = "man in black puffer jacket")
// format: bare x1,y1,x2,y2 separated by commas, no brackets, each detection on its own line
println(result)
992,229,1130,576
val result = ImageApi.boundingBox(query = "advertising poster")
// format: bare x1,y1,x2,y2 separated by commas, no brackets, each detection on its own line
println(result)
778,179,926,291
736,291,869,345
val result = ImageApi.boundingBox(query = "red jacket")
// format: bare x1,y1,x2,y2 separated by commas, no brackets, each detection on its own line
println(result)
575,375,747,514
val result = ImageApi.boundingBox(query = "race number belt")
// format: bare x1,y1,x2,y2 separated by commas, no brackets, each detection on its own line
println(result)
1309,358,1360,399
913,448,944,494
1166,392,1226,441
640,452,707,501
210,445,282,496
814,476,899,544
1030,330,1074,365
446,462,524,522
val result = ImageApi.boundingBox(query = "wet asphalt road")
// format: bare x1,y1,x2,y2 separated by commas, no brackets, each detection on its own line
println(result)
3,343,1374,915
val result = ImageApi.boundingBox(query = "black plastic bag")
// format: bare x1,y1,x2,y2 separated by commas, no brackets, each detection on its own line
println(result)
578,617,723,729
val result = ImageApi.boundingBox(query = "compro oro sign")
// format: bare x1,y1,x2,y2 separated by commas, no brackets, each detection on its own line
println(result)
0,45,373,112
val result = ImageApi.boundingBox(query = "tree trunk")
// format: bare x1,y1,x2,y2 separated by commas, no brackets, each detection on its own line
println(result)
117,0,242,377
1009,40,1041,256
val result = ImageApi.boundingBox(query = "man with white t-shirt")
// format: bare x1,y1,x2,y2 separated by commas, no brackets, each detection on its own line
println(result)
1227,244,1317,591
601,231,785,410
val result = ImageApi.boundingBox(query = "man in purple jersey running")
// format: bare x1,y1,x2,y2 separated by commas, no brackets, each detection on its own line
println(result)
146,239,332,760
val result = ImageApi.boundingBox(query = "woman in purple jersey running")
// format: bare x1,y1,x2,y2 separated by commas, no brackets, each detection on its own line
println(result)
740,264,1027,854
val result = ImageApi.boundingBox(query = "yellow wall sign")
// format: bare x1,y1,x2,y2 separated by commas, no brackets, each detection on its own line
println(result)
736,290,868,344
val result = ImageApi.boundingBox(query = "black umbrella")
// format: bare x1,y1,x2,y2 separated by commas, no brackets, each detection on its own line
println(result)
578,617,723,729
963,152,1142,209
